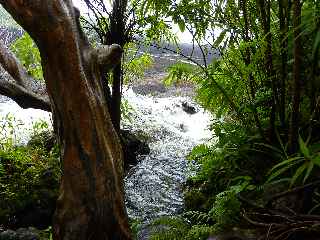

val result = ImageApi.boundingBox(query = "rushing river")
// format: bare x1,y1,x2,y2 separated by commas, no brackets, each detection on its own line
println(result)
0,88,212,223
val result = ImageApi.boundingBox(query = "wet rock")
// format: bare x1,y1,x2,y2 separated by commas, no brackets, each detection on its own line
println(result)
0,227,40,240
132,83,167,96
7,195,56,230
181,101,198,114
120,130,150,168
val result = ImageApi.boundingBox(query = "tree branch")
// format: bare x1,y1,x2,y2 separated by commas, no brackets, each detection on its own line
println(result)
93,44,123,68
0,39,51,111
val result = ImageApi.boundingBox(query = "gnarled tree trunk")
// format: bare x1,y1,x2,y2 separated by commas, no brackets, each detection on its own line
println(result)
0,1,132,239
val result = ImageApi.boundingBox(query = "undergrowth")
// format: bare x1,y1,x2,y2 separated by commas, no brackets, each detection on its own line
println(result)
0,117,61,228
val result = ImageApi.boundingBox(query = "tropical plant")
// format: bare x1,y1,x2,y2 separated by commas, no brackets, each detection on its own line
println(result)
10,33,43,80
268,136,320,187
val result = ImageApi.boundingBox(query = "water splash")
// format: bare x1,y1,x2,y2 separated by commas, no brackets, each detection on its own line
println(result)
122,88,212,221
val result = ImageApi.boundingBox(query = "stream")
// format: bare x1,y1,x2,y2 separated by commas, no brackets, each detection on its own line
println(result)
0,87,212,224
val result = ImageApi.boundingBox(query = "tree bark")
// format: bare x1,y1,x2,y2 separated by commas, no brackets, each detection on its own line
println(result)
278,0,290,128
110,63,122,133
84,0,128,134
0,1,132,239
107,0,128,133
289,0,302,153
241,0,264,138
257,0,276,140
0,39,51,111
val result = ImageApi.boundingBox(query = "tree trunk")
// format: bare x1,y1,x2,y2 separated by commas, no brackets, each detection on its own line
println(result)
0,1,132,239
278,0,290,128
258,0,276,140
107,0,128,133
289,0,302,153
241,0,264,138
111,63,122,133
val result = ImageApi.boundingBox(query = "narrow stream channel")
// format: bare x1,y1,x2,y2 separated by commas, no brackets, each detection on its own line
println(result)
0,87,212,223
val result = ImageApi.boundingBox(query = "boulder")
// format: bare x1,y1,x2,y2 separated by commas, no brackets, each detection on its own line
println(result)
132,83,167,96
120,130,150,168
181,101,198,114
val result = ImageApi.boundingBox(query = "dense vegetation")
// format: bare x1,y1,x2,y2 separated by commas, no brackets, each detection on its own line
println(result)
146,0,320,239
0,0,320,239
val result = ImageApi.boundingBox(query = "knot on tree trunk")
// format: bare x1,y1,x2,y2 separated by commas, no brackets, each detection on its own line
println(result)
93,44,123,68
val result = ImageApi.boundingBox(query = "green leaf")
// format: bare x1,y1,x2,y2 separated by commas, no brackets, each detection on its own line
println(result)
213,30,227,48
267,163,297,183
303,162,314,184
311,155,320,167
254,143,284,157
312,30,320,61
178,20,185,32
290,163,308,187
268,157,303,173
299,136,310,158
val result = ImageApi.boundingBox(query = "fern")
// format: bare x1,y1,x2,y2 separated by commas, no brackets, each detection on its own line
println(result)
163,61,198,86
149,216,190,240
183,210,212,225
185,225,215,240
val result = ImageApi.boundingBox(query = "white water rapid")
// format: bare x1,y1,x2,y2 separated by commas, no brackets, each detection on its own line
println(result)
0,88,212,223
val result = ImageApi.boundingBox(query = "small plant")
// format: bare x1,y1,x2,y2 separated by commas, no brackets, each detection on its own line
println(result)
121,99,136,123
149,216,190,240
129,218,142,240
0,113,24,150
209,185,242,230
267,136,320,187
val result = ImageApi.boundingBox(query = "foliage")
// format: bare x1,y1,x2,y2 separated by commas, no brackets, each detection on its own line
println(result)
120,99,136,123
268,136,320,187
10,33,43,80
149,216,190,240
129,218,142,240
0,116,60,225
209,184,244,230
123,43,154,84
0,144,60,224
163,61,197,86
0,113,24,149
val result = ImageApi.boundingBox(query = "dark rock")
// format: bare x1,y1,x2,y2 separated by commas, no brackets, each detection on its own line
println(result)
181,101,198,114
120,130,150,168
132,83,167,96
8,199,56,230
0,227,40,240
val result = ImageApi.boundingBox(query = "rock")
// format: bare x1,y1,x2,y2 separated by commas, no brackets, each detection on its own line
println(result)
181,101,198,114
120,130,150,168
179,123,188,132
8,198,56,230
132,83,167,96
0,227,40,240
